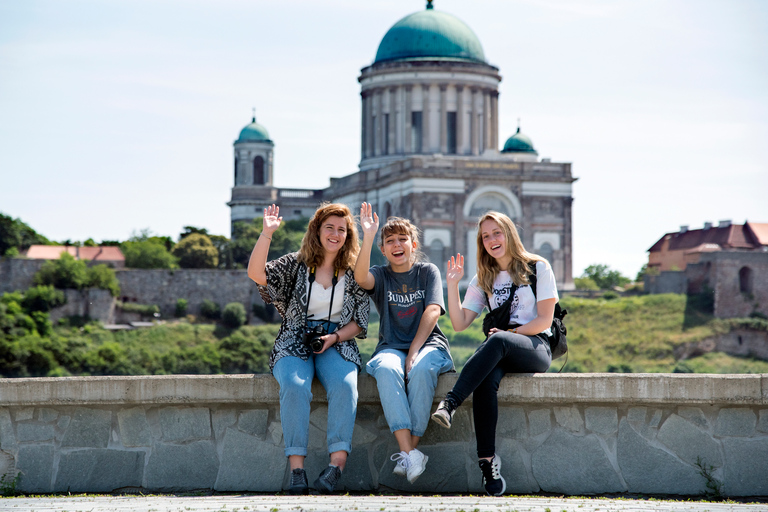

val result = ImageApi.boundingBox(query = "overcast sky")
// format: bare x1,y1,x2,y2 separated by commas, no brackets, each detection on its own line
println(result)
1,0,766,278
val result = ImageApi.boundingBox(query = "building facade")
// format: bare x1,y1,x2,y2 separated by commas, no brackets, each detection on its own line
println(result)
228,2,575,289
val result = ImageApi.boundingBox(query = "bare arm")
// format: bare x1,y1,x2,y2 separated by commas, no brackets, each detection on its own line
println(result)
445,253,479,331
246,204,282,286
353,202,378,291
489,298,556,336
404,304,442,376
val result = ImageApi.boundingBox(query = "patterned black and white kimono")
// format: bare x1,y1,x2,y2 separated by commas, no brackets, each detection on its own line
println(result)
258,252,370,373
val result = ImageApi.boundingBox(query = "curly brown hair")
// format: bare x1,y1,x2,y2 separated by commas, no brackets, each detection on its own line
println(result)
476,211,541,295
298,202,360,271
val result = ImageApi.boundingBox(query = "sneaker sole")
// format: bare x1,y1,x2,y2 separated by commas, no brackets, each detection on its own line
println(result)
431,411,452,429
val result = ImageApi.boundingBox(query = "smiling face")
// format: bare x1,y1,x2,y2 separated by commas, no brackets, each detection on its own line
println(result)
319,215,348,256
381,231,416,272
480,219,511,268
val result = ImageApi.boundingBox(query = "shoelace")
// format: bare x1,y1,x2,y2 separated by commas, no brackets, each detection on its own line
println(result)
390,451,410,469
480,458,501,481
322,466,341,487
290,469,306,486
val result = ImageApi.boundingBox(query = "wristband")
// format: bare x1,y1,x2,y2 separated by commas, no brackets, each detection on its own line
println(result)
333,332,340,343
261,234,272,241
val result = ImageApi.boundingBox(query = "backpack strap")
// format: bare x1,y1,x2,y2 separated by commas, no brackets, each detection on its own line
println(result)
528,261,538,299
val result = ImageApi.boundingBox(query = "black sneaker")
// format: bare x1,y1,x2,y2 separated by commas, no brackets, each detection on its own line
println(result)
478,455,506,496
431,397,458,429
313,465,342,494
288,468,308,495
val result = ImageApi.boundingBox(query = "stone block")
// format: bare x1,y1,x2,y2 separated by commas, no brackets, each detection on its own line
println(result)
554,406,583,433
212,409,237,439
497,407,527,439
16,423,55,443
715,408,756,437
532,429,623,495
496,438,539,493
37,408,58,422
16,445,54,493
528,408,551,437
758,409,768,433
403,443,470,493
309,405,328,430
56,415,70,432
61,408,111,448
117,408,151,447
54,449,144,492
627,406,647,427
145,440,218,491
351,423,378,445
649,409,663,427
0,409,17,450
15,409,33,422
238,409,269,437
337,443,375,491
307,422,326,450
678,407,709,429
267,421,283,446
617,419,704,495
214,428,285,491
420,405,471,444
722,437,768,496
158,407,211,442
585,407,618,435
657,414,721,467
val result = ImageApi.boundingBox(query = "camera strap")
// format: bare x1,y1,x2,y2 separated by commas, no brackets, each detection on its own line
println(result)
305,266,339,333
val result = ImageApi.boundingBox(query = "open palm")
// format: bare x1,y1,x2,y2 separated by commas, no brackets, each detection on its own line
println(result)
360,202,379,239
263,204,282,234
446,253,465,285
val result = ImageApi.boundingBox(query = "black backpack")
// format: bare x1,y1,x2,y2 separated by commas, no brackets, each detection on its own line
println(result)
528,262,568,361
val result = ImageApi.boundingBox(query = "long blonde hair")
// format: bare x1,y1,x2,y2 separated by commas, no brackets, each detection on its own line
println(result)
298,203,360,271
476,211,542,295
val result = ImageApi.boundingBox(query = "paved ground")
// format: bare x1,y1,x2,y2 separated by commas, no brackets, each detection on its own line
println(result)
0,494,765,512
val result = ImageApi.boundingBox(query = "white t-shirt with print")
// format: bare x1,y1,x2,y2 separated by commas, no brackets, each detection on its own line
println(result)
462,260,558,335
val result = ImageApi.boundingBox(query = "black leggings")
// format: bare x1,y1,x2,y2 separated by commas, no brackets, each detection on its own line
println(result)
445,331,551,458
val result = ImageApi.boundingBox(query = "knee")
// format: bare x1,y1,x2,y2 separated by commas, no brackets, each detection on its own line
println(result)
407,362,438,388
279,378,312,403
371,361,404,383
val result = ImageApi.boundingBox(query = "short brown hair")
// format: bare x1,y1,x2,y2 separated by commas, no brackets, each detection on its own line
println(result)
378,216,423,264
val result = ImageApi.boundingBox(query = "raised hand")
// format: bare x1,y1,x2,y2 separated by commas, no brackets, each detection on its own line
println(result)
359,202,379,240
262,204,282,235
446,253,465,285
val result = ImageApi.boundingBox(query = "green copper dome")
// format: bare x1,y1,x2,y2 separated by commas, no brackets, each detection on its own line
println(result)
502,127,537,154
374,3,485,64
237,117,271,143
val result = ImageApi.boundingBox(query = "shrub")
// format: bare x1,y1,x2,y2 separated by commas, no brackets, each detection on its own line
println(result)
172,233,219,269
602,291,619,300
21,285,66,312
221,302,247,329
573,277,599,291
200,299,221,320
121,239,177,269
86,264,121,297
175,299,188,318
119,302,160,317
34,253,120,296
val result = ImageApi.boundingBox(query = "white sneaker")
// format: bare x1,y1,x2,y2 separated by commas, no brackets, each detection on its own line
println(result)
406,448,428,483
390,451,409,477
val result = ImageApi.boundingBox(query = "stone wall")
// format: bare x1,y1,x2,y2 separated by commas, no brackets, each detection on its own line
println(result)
703,251,768,319
0,374,766,497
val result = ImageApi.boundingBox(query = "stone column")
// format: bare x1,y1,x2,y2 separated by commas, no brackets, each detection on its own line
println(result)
470,87,479,155
439,83,448,154
365,90,374,159
361,91,368,158
455,85,464,155
484,89,492,151
374,89,382,156
421,84,430,154
491,90,499,151
405,85,413,154
388,87,397,155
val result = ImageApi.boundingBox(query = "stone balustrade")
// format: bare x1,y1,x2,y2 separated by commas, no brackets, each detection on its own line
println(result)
0,373,766,496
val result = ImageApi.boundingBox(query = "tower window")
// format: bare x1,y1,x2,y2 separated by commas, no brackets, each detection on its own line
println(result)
447,112,457,154
254,156,265,185
234,157,239,184
383,114,390,154
739,266,753,295
411,112,422,153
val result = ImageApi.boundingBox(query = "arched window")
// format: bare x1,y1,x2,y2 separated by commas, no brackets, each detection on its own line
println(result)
429,239,445,266
234,158,239,184
253,156,265,185
468,193,514,220
739,266,753,295
538,242,553,264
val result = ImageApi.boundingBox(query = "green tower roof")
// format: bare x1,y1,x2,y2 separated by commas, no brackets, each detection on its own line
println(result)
502,127,537,154
237,117,271,143
374,2,486,64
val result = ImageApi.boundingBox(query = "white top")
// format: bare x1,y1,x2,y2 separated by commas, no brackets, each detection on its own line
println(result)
306,274,345,324
462,260,558,335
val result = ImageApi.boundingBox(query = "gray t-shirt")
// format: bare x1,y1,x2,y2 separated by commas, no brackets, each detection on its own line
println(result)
369,261,450,357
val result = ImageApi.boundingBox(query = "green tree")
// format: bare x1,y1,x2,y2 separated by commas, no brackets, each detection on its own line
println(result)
21,285,66,313
573,277,599,291
121,239,177,269
172,233,219,268
581,264,631,290
230,217,307,268
179,226,209,240
86,264,121,297
33,253,120,296
0,212,49,256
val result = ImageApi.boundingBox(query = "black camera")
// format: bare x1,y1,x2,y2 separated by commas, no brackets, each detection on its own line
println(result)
304,324,327,352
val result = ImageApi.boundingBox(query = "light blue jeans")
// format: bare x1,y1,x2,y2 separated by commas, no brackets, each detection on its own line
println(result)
272,322,359,457
366,346,453,437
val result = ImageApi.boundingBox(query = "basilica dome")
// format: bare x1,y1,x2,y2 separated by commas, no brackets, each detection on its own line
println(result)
374,2,486,64
502,127,537,154
237,117,271,143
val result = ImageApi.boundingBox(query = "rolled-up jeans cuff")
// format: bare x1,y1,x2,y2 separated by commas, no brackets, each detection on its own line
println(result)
284,446,308,457
327,441,351,455
388,422,411,434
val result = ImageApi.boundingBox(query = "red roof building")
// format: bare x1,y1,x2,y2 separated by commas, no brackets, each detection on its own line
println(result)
23,245,125,268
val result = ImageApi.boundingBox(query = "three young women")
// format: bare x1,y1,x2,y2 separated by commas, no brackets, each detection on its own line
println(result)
431,211,558,496
354,202,454,483
247,203,370,495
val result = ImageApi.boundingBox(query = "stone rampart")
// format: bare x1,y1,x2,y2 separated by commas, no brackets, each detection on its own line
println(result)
1,374,766,497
